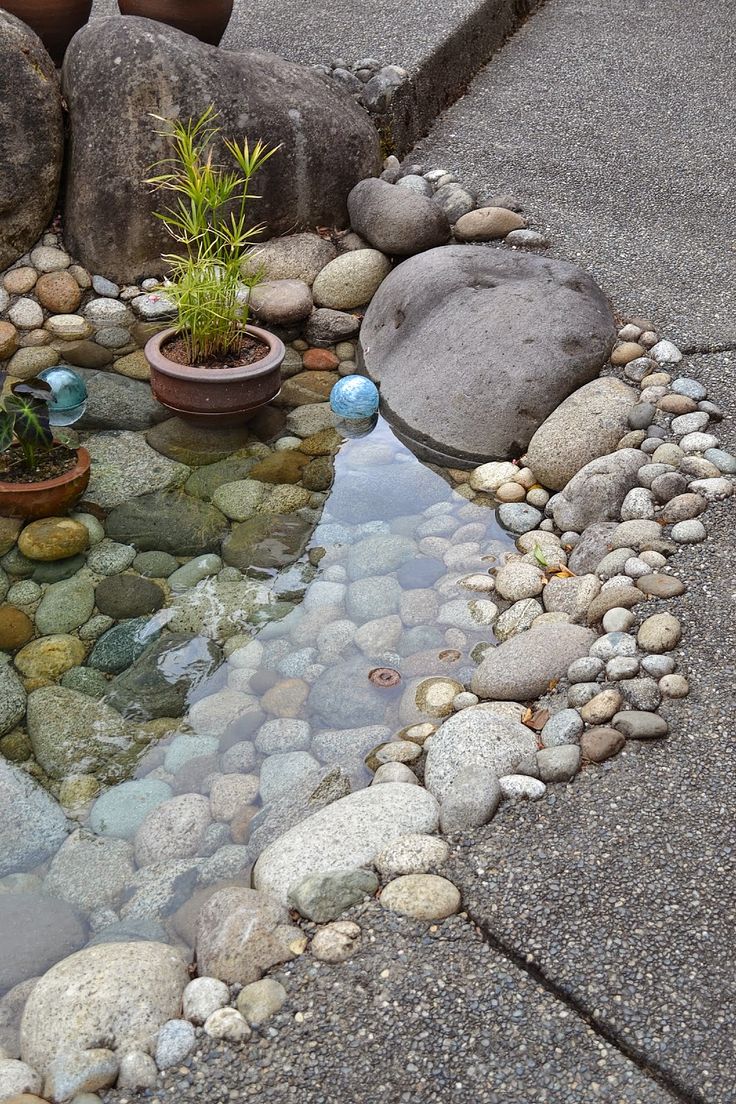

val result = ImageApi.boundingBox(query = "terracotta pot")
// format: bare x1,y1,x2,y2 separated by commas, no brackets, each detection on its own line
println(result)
117,0,233,45
2,0,93,66
0,446,91,519
145,326,285,424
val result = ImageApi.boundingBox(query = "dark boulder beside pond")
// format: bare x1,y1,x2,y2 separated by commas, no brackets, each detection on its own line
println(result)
61,17,381,282
358,246,616,467
0,13,64,269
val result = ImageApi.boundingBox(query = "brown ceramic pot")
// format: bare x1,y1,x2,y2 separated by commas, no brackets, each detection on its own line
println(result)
2,0,93,65
0,446,91,519
117,0,233,45
145,326,284,424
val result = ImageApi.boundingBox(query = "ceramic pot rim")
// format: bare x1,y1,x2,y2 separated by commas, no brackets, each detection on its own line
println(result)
0,446,91,495
145,325,286,383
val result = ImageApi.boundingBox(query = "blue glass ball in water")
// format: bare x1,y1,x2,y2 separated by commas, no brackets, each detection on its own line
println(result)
329,374,380,420
38,366,88,426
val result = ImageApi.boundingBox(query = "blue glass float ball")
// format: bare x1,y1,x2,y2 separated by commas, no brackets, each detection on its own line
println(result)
38,366,88,427
329,375,380,420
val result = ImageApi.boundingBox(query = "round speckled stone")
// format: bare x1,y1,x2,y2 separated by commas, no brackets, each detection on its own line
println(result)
380,874,461,920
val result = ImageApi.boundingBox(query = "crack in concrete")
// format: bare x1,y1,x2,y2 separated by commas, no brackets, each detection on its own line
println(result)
465,906,702,1104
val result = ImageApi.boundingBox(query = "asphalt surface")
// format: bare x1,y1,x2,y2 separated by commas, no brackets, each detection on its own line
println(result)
412,0,736,347
105,907,676,1104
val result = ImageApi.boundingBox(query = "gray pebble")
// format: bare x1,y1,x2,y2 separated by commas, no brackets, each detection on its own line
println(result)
605,656,640,681
641,654,676,677
566,656,604,683
540,709,583,747
670,519,706,543
537,745,581,783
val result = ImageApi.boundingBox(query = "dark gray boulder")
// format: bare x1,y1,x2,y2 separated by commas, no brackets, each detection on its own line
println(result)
348,178,451,256
358,246,616,467
0,13,63,269
61,17,380,282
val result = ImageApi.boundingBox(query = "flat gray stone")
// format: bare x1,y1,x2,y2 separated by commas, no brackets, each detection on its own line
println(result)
471,624,596,700
526,377,639,490
253,784,440,903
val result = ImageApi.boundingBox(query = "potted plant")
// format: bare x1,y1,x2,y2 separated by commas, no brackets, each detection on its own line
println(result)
144,107,285,424
2,0,93,66
117,0,233,46
0,378,90,518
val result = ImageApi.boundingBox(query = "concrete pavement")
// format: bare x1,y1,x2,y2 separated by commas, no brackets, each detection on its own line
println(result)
412,0,736,347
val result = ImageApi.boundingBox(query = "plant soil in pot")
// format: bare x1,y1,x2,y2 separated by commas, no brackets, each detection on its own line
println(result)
146,324,285,424
0,377,90,518
117,0,233,45
2,0,93,66
0,445,91,519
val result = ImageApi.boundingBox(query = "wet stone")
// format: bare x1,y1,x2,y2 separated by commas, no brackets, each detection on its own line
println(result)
223,514,313,572
106,492,228,555
104,632,223,720
94,575,164,619
133,551,179,578
88,617,159,674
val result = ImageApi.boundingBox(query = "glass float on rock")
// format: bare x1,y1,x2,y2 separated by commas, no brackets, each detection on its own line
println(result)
330,374,380,437
38,366,88,426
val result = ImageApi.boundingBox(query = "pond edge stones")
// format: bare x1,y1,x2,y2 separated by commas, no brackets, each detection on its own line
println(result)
253,784,440,903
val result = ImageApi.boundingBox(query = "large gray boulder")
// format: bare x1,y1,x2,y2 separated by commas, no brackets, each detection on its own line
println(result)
0,759,69,878
0,14,63,269
62,17,380,282
525,377,639,490
358,246,616,467
471,624,596,701
552,448,649,533
20,942,189,1075
253,783,440,903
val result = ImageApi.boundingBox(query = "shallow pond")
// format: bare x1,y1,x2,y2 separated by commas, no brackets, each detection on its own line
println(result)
0,410,516,1007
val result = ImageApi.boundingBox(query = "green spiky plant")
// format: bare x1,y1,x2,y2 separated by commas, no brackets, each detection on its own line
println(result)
146,106,279,364
0,378,54,474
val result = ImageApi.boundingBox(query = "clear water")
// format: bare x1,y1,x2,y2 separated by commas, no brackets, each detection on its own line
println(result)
0,412,515,1013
